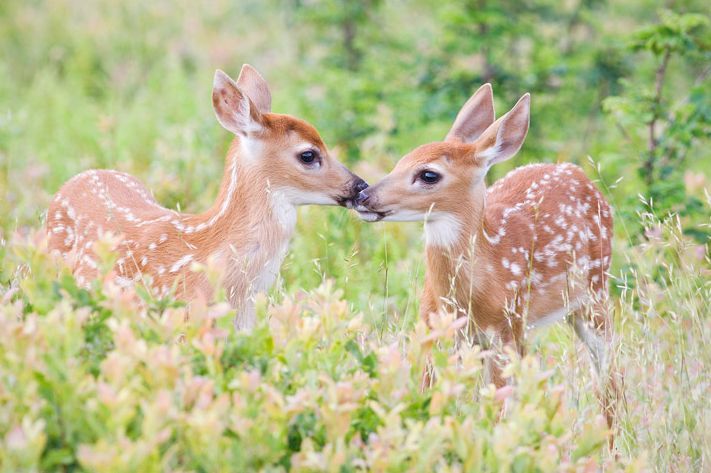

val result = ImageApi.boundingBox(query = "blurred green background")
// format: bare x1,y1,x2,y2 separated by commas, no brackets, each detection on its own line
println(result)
0,0,709,324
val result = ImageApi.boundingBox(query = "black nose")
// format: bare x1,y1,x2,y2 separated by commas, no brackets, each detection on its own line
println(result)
355,189,370,206
353,178,368,194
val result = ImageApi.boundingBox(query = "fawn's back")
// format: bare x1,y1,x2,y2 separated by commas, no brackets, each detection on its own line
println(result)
483,162,613,326
47,169,192,290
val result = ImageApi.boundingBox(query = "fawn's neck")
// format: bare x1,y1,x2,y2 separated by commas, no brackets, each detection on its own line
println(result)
177,139,297,300
185,139,295,233
424,189,494,312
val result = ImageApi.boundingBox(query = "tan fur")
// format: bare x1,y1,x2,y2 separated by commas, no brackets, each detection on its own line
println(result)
357,89,619,440
46,66,364,329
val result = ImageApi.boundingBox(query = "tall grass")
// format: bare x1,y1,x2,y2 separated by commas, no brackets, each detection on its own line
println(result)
1,198,708,471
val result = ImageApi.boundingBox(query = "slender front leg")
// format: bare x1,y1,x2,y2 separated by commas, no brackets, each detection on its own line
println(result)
486,328,521,389
234,299,256,331
570,299,621,448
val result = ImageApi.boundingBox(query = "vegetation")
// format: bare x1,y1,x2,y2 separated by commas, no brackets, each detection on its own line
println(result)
0,0,709,471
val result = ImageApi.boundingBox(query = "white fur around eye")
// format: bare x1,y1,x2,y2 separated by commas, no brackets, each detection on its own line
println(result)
414,163,446,188
295,143,316,153
305,161,322,170
295,144,322,169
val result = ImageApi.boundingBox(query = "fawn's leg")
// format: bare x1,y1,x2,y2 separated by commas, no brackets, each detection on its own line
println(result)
484,324,524,422
487,310,526,388
234,299,256,331
570,296,621,447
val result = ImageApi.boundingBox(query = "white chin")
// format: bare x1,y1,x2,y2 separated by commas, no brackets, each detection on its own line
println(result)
276,188,336,206
356,210,381,222
380,211,425,222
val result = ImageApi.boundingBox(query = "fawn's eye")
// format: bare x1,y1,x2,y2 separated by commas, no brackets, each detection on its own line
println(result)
417,170,441,184
298,150,319,165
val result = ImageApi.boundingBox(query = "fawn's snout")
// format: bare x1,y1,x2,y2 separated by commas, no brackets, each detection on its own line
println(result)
354,186,374,208
355,185,391,222
353,179,369,195
338,176,368,208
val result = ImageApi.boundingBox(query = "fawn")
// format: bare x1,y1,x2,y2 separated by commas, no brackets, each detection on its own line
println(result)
47,65,367,329
355,84,619,433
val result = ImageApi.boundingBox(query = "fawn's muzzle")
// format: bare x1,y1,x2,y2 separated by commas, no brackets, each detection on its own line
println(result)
354,188,389,222
353,179,369,194
337,177,369,208
354,189,370,207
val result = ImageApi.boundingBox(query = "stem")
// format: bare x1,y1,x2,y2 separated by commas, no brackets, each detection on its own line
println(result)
645,48,672,185
476,0,495,83
342,17,359,71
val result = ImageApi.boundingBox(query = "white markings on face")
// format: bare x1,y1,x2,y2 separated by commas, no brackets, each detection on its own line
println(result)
356,210,380,222
278,188,337,206
239,135,263,162
356,210,381,222
380,209,433,222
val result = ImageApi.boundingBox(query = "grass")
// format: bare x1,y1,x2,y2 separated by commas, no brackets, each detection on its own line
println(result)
2,213,708,471
1,0,709,471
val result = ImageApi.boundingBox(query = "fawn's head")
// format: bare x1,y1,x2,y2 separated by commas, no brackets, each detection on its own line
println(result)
355,85,530,230
213,66,367,207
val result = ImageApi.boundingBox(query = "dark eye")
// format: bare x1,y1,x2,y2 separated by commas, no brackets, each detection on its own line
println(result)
299,150,317,164
418,170,441,184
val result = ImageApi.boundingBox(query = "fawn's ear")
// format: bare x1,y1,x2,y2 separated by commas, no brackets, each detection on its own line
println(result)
236,64,272,114
475,93,530,169
445,83,495,143
212,69,263,136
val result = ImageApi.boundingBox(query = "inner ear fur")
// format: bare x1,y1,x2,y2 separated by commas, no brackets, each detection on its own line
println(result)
236,64,272,114
445,83,495,144
212,69,264,136
474,93,530,167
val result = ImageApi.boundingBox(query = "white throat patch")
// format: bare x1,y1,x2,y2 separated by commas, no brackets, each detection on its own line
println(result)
424,213,462,248
269,189,299,230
